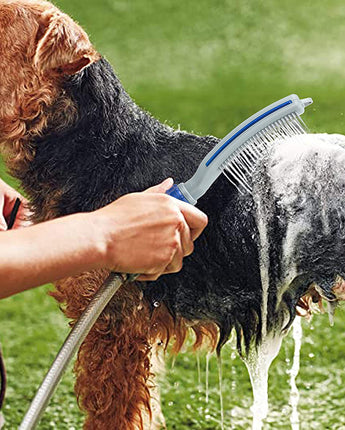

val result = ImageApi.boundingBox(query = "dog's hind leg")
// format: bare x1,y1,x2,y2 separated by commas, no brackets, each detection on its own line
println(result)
52,272,153,430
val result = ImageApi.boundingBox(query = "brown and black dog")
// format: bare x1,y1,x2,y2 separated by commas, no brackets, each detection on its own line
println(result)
1,1,345,429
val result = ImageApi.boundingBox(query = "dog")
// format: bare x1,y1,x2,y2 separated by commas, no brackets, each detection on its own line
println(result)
1,1,345,428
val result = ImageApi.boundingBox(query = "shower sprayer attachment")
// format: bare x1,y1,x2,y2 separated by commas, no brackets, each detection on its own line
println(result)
167,94,313,202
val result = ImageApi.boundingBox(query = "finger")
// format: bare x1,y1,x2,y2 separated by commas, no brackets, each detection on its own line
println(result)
0,195,6,231
3,196,20,219
137,273,162,281
0,214,7,231
173,200,208,241
1,184,27,219
177,214,194,256
144,178,174,194
12,203,33,229
165,234,184,273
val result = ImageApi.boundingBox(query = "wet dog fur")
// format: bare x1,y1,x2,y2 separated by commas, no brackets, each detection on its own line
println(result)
1,1,345,428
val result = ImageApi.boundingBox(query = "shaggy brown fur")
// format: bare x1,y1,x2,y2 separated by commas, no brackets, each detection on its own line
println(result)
51,269,217,429
0,0,98,187
0,2,218,428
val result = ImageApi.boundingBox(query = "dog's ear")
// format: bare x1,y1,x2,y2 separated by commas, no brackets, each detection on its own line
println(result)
34,10,100,76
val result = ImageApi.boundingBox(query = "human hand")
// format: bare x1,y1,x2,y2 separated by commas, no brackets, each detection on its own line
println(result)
93,178,208,281
0,178,31,230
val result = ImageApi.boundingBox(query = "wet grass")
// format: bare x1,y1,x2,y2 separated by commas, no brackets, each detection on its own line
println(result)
1,0,345,428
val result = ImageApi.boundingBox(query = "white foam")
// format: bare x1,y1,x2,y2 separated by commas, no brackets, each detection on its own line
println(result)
255,202,270,338
268,133,345,206
264,132,345,303
246,133,345,428
231,133,345,429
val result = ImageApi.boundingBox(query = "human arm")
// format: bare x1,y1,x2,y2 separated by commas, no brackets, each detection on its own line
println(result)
0,178,208,298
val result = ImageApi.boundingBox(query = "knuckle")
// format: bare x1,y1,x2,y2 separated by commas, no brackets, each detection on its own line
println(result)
171,235,181,249
176,217,186,231
159,250,174,266
146,267,159,275
185,241,194,256
170,260,183,273
158,193,172,206
168,233,181,253
158,193,170,202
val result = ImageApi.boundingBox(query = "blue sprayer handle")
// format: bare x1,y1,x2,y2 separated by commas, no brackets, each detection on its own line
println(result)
166,183,197,205
166,184,189,203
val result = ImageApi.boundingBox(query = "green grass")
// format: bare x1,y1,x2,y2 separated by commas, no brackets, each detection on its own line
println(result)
1,0,345,428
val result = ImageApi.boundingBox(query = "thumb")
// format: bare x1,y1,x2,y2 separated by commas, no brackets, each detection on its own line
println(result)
144,178,174,194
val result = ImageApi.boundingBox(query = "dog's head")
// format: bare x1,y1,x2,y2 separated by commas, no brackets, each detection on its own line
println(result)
0,0,99,171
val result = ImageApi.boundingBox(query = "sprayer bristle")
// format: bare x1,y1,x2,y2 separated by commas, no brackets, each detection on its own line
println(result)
221,113,307,194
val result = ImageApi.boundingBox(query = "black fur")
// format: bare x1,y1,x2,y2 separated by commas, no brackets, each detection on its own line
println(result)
21,58,345,353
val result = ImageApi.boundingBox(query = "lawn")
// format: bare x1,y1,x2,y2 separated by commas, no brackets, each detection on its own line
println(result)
1,0,345,428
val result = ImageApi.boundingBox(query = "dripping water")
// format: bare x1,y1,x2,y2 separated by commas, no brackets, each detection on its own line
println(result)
217,355,224,430
205,353,210,403
221,133,345,429
327,301,337,326
196,354,201,387
244,335,284,430
289,317,302,430
231,350,237,392
171,355,176,370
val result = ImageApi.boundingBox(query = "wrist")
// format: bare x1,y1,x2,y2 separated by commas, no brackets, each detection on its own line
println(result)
83,210,117,270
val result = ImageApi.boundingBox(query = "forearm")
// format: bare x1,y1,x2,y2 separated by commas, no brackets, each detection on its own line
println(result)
0,179,208,298
0,213,106,298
